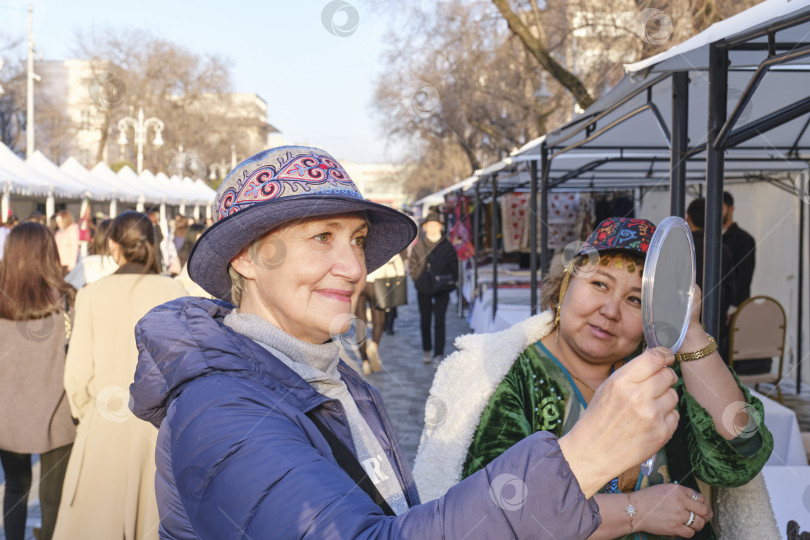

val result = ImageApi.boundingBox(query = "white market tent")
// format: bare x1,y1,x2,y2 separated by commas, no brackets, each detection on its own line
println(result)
27,150,114,200
61,157,136,203
426,0,810,388
0,142,81,199
1,140,216,227
119,165,180,206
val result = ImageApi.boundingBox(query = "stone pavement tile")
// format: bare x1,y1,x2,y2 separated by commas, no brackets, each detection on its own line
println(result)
356,282,471,469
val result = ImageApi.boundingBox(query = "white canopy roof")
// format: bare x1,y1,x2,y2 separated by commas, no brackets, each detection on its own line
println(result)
61,157,135,203
27,151,114,200
516,0,810,190
627,0,810,74
0,142,82,198
91,162,155,204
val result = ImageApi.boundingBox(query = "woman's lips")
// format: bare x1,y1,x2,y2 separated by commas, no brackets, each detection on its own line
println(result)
316,289,353,303
589,324,614,339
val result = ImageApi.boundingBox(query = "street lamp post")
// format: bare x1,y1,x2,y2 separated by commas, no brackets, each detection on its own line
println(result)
209,159,230,181
117,107,165,173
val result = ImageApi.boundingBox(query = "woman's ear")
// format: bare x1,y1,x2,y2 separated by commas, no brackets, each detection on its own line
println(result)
230,247,258,280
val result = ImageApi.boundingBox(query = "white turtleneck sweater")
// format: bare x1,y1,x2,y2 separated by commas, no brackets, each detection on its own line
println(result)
223,310,408,515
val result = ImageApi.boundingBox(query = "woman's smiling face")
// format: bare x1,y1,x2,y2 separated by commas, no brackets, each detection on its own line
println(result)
558,255,645,366
231,213,368,344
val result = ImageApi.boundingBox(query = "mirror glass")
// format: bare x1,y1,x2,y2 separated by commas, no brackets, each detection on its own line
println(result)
642,216,696,353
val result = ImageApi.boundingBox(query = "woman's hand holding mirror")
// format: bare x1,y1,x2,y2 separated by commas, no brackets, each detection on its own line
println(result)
559,347,679,498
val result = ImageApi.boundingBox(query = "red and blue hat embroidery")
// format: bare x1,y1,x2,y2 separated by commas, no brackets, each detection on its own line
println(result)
216,150,361,220
580,217,655,256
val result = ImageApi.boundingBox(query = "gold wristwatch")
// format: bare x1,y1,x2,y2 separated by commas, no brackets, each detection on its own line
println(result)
675,336,718,362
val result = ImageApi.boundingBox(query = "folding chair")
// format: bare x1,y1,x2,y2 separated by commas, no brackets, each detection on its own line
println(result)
728,296,786,403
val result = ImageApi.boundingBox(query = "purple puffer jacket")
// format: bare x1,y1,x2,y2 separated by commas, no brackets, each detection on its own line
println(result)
130,297,600,539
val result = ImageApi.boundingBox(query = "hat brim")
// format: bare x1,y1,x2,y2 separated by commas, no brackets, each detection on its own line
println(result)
187,195,417,303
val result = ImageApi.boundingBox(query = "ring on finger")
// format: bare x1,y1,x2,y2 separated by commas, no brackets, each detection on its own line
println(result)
691,489,699,501
685,511,696,527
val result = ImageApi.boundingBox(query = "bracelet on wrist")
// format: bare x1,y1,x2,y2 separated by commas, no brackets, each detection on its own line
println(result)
675,335,718,362
625,493,636,532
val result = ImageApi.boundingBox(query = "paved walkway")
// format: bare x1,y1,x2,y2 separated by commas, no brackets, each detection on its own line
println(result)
346,283,471,468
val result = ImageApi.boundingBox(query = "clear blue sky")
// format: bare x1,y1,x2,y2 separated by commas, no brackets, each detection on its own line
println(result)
3,0,397,163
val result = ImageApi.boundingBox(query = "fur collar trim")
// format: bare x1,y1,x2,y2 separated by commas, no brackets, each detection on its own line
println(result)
412,310,556,502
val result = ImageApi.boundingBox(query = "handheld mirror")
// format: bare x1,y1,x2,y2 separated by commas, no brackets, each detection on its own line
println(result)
639,216,696,474
641,216,696,351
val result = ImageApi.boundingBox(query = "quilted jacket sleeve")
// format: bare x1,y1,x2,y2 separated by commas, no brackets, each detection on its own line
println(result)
167,375,600,540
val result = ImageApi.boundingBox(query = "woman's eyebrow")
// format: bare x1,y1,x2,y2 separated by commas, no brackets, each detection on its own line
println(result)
594,269,616,281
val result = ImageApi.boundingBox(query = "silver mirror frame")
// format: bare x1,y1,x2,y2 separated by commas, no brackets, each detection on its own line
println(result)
641,216,696,353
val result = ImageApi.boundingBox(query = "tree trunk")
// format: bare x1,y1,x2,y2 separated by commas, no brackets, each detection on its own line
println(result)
491,0,594,110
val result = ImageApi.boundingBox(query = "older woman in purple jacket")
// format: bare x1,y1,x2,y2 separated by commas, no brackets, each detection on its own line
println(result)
130,146,680,539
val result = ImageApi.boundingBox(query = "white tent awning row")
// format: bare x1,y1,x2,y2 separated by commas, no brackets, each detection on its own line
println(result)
1,142,216,206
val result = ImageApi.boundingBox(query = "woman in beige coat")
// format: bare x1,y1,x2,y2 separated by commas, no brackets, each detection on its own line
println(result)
54,211,186,540
0,223,76,540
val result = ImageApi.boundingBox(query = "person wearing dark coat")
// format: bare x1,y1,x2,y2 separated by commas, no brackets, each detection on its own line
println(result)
686,198,735,329
721,191,756,308
408,211,458,364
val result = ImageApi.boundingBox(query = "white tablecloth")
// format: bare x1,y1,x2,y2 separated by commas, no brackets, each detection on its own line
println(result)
749,389,806,467
763,465,810,538
468,286,537,334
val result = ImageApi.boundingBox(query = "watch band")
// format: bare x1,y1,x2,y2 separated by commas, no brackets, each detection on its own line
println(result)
675,336,718,362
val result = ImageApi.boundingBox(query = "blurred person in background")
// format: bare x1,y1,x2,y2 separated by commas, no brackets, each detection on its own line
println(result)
53,211,186,540
722,191,756,309
147,209,165,272
355,251,408,374
54,210,80,273
409,211,458,365
0,223,76,540
175,223,209,297
26,211,46,225
64,219,119,289
172,214,188,253
0,215,19,260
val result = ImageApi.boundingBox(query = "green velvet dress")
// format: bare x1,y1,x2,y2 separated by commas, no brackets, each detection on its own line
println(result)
462,341,773,540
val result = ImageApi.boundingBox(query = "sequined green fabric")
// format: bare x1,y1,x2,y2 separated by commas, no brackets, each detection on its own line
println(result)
462,341,773,540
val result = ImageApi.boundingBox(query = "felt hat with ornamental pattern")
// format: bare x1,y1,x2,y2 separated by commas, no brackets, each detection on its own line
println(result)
575,217,656,259
188,146,417,303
